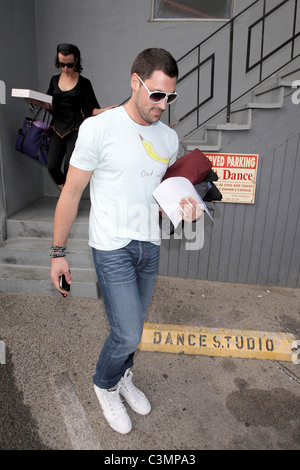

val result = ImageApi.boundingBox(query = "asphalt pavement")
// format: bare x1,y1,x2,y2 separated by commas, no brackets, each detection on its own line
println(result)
0,276,300,452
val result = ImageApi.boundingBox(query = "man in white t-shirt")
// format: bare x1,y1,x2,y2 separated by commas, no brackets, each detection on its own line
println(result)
50,48,202,434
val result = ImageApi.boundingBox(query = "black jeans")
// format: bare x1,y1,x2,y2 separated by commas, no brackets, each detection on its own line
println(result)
47,130,78,185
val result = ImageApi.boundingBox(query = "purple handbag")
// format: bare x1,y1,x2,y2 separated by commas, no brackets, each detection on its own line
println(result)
15,107,52,166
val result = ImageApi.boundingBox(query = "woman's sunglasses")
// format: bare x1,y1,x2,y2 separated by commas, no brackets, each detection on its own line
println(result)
138,75,178,105
59,62,75,68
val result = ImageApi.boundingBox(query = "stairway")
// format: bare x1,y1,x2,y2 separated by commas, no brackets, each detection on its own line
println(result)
0,197,99,299
181,66,300,153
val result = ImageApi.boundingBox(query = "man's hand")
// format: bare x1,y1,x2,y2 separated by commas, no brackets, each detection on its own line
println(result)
179,197,203,222
50,257,72,297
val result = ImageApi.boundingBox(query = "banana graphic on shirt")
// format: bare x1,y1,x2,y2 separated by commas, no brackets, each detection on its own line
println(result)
140,134,170,164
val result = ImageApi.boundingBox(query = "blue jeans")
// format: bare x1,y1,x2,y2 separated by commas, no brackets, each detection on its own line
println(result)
92,241,160,389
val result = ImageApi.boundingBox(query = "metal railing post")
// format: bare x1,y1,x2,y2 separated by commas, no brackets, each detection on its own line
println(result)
226,20,234,123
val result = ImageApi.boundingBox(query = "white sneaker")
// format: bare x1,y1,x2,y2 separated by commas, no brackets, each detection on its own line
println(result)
119,369,151,415
94,384,132,434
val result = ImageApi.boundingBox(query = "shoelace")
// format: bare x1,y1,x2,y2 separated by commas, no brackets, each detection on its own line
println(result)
106,387,125,412
122,372,143,399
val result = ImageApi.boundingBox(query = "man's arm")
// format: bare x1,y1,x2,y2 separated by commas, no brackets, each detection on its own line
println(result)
50,165,93,295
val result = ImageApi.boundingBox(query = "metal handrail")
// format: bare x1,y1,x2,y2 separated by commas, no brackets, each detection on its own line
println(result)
168,0,300,141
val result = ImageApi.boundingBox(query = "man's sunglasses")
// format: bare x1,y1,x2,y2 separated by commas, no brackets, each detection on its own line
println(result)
59,62,75,68
138,75,178,105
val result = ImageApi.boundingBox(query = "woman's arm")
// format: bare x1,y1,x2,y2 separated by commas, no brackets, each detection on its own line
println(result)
91,105,117,116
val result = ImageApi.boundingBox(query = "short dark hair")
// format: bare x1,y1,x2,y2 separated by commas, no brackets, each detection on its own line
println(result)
55,43,83,73
131,48,178,81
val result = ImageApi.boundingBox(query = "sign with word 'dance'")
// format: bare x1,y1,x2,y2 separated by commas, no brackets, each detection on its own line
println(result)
205,153,259,204
139,323,296,362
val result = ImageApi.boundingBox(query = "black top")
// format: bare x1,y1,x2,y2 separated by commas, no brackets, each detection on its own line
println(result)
47,74,100,138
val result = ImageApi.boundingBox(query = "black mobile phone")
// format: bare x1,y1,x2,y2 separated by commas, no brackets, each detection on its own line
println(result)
59,274,70,292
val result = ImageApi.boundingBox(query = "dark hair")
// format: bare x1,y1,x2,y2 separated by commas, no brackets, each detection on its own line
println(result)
55,43,83,73
131,48,178,80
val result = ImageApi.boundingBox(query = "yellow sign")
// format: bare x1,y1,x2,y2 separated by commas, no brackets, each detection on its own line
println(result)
139,322,296,362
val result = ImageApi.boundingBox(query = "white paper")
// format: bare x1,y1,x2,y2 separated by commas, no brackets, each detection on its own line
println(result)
152,176,213,228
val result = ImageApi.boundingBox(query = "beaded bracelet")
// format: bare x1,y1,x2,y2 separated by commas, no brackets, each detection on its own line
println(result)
50,245,67,258
50,252,66,258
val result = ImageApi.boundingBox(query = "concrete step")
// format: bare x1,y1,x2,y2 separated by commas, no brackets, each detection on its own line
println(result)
182,129,222,152
280,68,300,86
0,197,98,299
6,197,89,239
0,264,99,299
248,85,284,108
0,237,94,269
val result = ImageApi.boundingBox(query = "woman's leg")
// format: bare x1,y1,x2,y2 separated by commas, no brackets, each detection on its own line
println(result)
48,131,78,187
47,133,66,186
64,131,78,177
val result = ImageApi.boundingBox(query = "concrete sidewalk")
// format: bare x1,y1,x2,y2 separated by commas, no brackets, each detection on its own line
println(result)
0,276,300,450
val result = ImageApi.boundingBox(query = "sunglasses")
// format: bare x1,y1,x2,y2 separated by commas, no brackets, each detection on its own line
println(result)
138,75,178,105
59,62,75,68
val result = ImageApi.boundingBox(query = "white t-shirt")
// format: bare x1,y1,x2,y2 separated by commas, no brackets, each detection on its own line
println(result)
70,106,179,250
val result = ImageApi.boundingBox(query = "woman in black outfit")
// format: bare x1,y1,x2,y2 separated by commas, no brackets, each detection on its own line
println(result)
47,43,113,189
